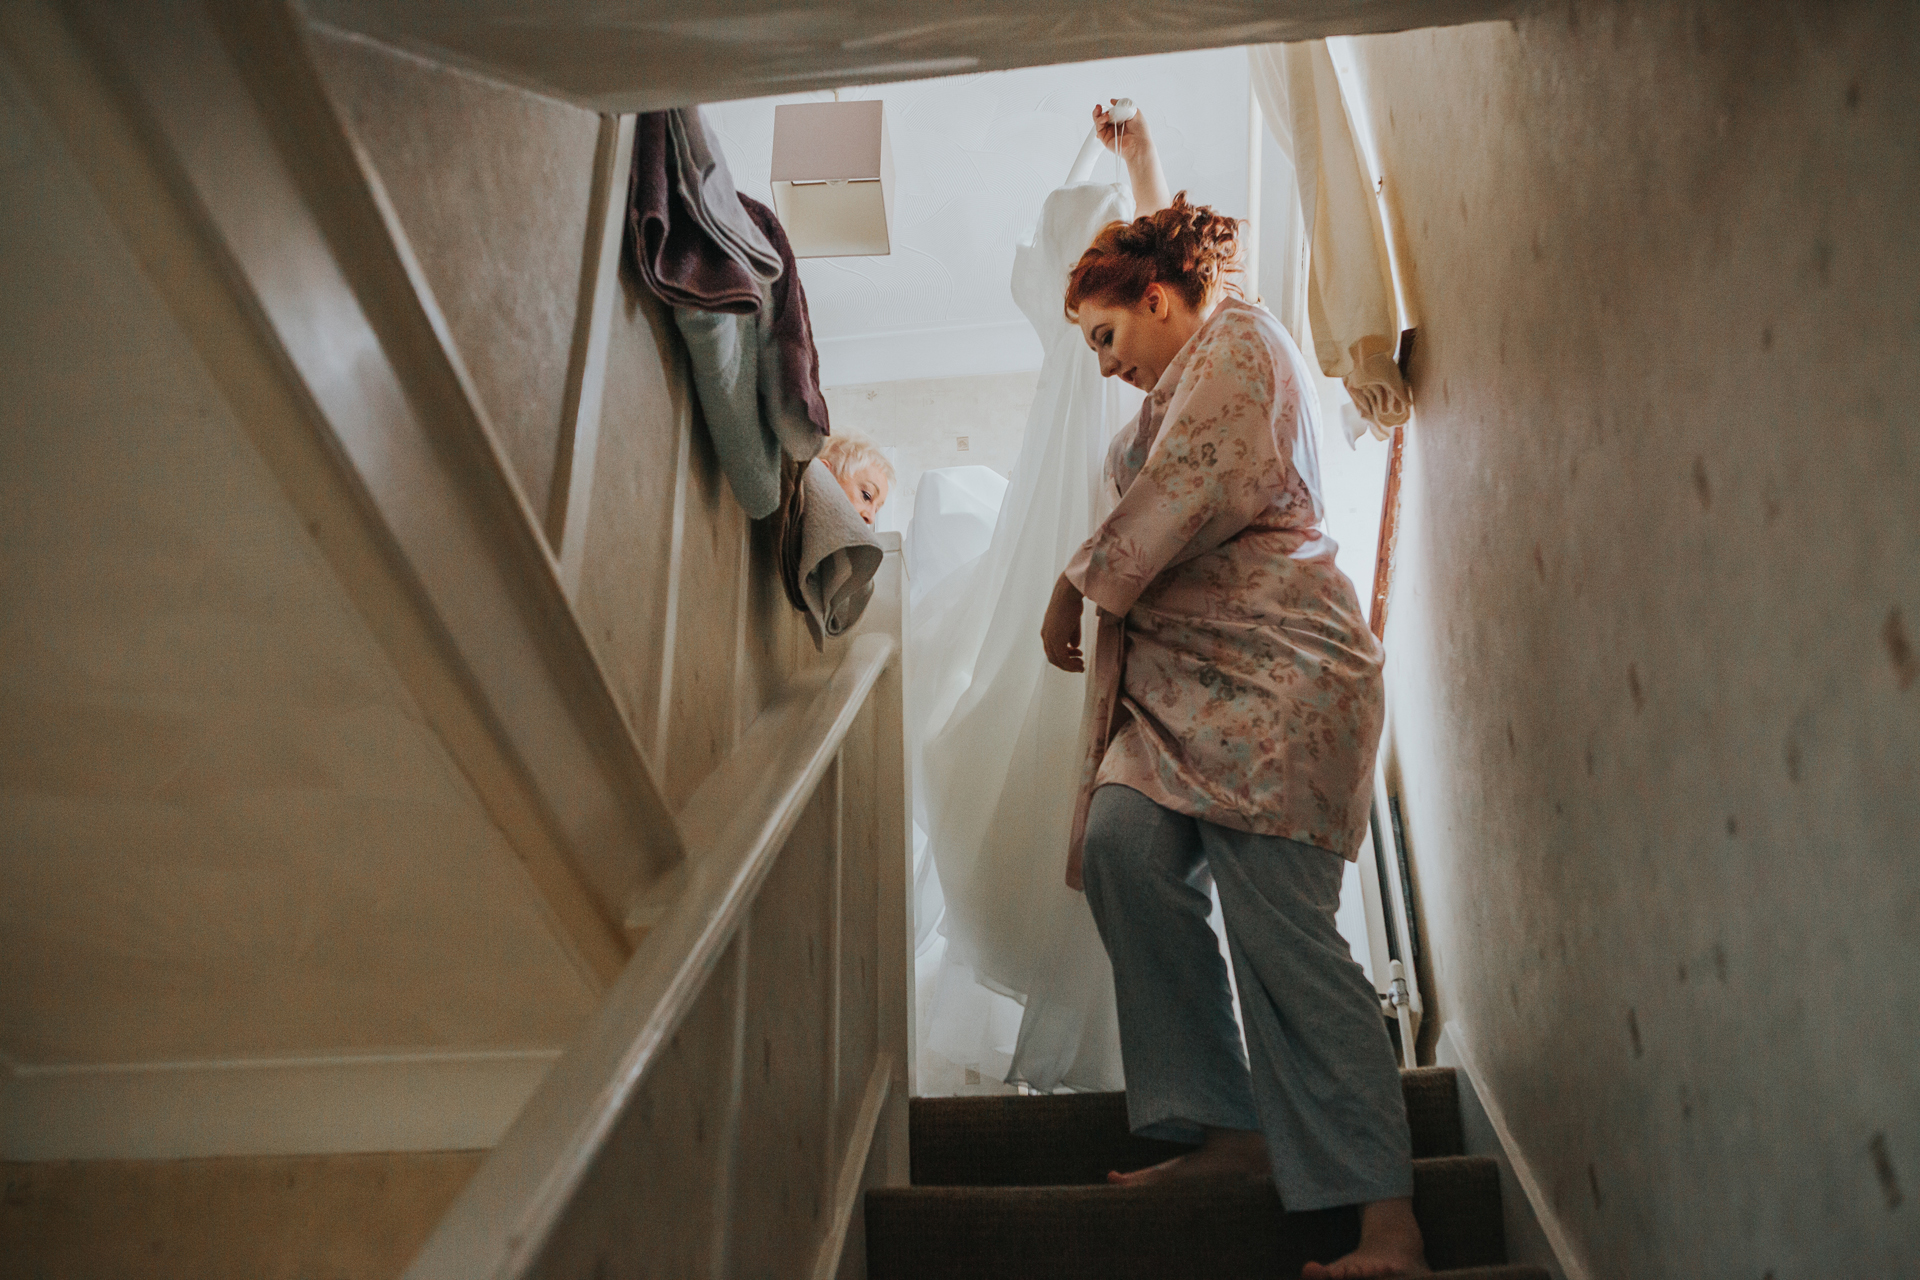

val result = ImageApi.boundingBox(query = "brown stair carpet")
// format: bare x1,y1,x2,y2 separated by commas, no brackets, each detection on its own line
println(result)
909,1067,1468,1187
866,1067,1547,1280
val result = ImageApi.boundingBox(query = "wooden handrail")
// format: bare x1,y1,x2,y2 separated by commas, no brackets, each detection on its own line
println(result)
405,633,897,1280
1368,328,1417,640
1368,422,1405,640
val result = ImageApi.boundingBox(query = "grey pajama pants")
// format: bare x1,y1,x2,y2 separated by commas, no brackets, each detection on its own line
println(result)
1080,784,1415,1212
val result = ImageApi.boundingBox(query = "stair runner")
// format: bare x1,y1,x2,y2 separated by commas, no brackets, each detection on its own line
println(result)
865,1067,1550,1280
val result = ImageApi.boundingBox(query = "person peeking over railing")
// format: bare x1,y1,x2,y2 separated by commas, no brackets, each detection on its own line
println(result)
818,434,895,528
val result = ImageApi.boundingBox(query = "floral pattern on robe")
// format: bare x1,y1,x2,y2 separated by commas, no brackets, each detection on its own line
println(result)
1062,299,1384,888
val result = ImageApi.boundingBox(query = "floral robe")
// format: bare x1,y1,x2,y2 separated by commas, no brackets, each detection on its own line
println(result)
1062,299,1384,888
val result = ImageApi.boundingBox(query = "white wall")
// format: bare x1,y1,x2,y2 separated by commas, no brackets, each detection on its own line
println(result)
705,47,1254,385
1312,395,1390,626
823,371,1039,534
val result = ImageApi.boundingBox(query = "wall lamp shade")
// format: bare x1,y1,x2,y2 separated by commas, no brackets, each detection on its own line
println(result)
770,101,894,258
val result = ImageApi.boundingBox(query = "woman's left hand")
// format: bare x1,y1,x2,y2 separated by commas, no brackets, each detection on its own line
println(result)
1041,575,1086,673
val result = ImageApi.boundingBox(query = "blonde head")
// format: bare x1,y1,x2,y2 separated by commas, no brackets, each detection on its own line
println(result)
817,434,894,526
819,434,895,485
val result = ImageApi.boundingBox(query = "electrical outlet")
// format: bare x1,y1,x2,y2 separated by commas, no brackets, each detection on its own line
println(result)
956,436,970,451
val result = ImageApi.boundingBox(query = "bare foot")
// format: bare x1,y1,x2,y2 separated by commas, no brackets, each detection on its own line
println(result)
1107,1127,1269,1186
1301,1196,1429,1278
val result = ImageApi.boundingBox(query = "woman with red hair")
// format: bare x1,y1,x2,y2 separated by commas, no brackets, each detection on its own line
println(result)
1040,103,1424,1279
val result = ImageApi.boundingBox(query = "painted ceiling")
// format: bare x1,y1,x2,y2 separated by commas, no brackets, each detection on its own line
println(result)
704,46,1255,387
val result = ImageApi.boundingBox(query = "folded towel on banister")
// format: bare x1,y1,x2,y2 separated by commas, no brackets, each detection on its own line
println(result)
628,109,779,314
780,460,882,650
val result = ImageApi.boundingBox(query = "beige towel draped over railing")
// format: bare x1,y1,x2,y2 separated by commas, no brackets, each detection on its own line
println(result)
778,459,883,649
1249,42,1411,438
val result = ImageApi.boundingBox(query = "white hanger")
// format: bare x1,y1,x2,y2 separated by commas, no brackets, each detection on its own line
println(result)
1065,98,1136,185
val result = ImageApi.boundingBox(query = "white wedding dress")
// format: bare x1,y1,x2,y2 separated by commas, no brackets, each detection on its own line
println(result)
908,180,1144,1094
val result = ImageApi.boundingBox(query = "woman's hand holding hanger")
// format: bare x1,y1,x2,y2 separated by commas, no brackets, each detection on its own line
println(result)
1093,100,1172,216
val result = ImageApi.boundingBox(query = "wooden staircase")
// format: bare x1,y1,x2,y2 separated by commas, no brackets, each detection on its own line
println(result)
865,1068,1549,1280
2,3,1561,1277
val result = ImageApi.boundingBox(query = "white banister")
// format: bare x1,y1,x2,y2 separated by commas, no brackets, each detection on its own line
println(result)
407,633,898,1280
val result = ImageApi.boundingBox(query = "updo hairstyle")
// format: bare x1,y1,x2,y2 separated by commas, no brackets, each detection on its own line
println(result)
1064,193,1243,322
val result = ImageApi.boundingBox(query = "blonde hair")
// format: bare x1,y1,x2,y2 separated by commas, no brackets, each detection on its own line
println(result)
817,434,894,486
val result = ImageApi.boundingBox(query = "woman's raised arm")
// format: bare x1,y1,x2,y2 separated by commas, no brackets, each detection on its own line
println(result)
1094,100,1172,216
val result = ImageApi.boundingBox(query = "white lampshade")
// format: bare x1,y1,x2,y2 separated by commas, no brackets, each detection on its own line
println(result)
770,101,894,258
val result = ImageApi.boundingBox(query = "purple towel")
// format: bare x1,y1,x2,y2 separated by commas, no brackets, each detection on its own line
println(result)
627,113,760,315
740,193,830,458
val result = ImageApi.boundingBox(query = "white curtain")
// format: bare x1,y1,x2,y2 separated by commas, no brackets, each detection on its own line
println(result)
1249,42,1412,437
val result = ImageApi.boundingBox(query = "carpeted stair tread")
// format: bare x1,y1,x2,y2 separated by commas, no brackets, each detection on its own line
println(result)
911,1067,1466,1188
1399,1066,1468,1156
1409,1155,1508,1272
865,1154,1508,1280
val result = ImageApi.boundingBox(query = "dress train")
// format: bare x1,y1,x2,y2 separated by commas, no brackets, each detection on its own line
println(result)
908,180,1142,1093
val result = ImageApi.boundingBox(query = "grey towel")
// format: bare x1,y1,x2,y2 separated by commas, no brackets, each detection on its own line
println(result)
673,302,781,517
673,198,833,516
793,460,881,649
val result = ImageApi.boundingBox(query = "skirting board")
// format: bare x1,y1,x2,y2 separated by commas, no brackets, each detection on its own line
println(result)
817,319,1041,388
1434,1024,1586,1280
1,1050,559,1160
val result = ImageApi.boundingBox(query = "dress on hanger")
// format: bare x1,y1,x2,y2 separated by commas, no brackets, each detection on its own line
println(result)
909,179,1142,1093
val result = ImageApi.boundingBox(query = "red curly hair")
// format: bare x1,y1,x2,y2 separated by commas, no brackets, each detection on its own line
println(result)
1064,192,1243,321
